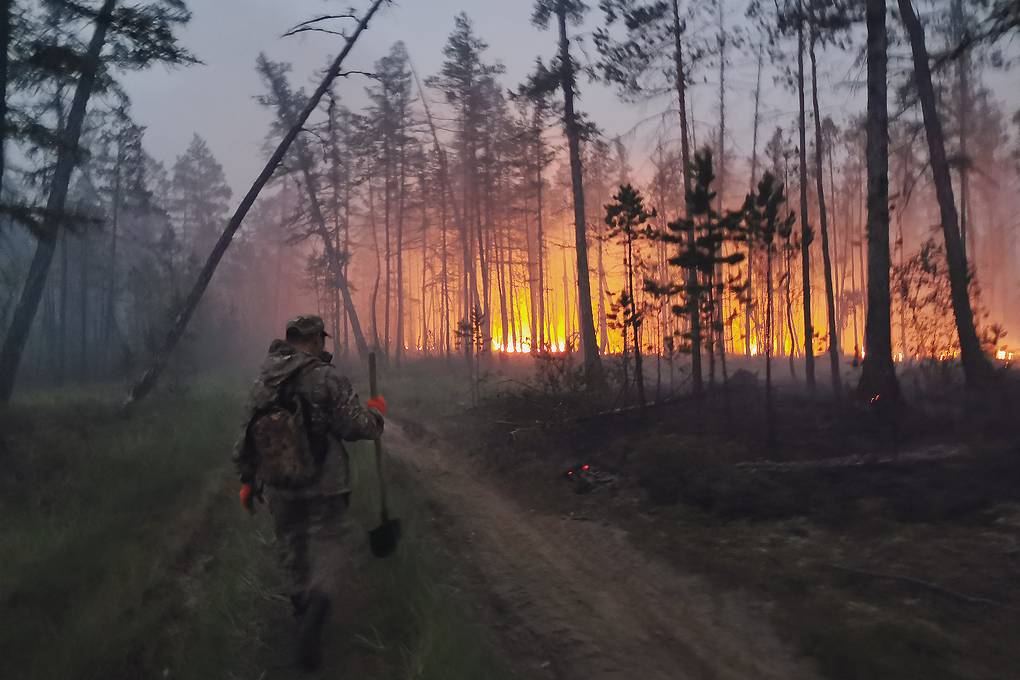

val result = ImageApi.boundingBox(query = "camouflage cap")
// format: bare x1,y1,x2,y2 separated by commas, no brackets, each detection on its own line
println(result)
286,314,330,338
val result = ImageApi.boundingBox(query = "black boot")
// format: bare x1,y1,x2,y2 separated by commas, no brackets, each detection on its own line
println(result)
296,589,329,671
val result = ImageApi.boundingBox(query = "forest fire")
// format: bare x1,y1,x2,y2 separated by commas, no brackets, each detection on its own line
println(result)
1,0,1014,399
2,2,1020,680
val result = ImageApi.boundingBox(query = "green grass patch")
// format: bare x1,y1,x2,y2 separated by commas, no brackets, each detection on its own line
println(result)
1,381,508,680
0,384,243,680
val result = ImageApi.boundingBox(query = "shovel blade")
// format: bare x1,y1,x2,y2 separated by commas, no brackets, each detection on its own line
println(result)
369,518,401,558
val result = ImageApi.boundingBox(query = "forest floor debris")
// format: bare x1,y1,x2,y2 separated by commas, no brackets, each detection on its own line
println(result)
403,363,1020,680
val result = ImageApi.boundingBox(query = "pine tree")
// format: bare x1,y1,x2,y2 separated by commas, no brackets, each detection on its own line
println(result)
255,55,370,358
595,0,707,393
648,150,745,393
170,134,231,259
427,13,505,360
94,105,147,371
366,41,415,363
743,173,796,446
512,63,558,353
0,0,193,402
605,184,655,405
532,0,605,386
805,1,854,396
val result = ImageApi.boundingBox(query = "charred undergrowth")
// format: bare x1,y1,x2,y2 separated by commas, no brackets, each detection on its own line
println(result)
392,359,1020,680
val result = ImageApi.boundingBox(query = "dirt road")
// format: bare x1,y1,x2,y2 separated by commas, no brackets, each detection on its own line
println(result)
386,422,819,680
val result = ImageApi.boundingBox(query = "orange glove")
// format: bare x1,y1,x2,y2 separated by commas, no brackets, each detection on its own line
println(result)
240,483,255,513
366,395,387,416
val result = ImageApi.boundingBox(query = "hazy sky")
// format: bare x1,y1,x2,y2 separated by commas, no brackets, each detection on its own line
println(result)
120,0,1019,196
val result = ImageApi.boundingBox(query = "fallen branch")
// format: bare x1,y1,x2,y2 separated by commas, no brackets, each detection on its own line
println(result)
826,563,1015,610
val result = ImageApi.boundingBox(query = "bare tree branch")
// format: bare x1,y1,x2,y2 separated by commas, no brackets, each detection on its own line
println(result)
281,13,358,38
283,27,348,39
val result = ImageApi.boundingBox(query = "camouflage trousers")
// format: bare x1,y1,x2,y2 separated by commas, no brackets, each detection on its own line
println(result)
267,492,355,608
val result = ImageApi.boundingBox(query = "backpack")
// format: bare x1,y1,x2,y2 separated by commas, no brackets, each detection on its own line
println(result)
248,372,320,488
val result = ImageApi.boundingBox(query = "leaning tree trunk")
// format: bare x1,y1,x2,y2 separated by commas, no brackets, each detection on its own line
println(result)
671,0,702,394
557,8,603,385
897,0,993,387
123,0,384,409
0,0,117,403
293,141,368,363
810,33,842,396
858,0,901,402
796,5,816,392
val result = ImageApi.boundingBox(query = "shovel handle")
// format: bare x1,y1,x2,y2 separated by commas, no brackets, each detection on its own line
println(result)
368,353,389,519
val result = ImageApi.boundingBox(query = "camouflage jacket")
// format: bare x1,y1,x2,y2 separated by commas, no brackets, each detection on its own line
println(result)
233,339,383,498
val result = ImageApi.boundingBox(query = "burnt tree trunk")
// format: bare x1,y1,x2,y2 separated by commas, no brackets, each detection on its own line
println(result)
395,143,407,364
810,32,842,396
858,0,901,402
796,3,816,392
747,43,764,357
897,0,993,387
671,0,702,394
536,118,547,350
557,7,603,384
369,179,382,349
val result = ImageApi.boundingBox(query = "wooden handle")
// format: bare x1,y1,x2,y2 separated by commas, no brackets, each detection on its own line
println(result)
368,353,388,519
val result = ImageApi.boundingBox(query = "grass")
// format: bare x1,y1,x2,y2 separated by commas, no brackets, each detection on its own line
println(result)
0,380,509,680
0,383,242,680
349,445,512,680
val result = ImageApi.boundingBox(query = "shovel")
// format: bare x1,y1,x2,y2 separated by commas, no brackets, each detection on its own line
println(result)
368,352,401,558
